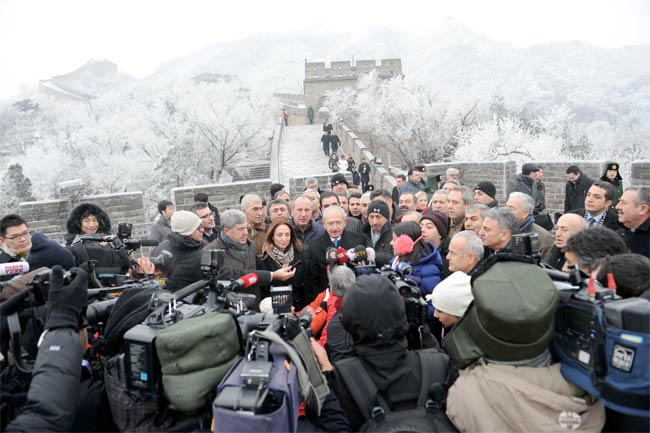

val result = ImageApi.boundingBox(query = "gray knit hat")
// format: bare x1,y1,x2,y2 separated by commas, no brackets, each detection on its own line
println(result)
171,211,202,236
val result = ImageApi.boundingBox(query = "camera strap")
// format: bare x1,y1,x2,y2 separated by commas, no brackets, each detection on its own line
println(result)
254,329,330,416
7,313,34,373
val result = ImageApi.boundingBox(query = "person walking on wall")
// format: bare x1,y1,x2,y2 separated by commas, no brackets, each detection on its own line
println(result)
282,108,289,126
307,106,315,124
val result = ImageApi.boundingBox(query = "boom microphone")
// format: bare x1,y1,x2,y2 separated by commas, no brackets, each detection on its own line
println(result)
229,273,259,291
125,238,160,248
0,261,30,277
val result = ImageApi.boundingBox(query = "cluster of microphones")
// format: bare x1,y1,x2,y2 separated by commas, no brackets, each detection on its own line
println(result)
325,245,376,270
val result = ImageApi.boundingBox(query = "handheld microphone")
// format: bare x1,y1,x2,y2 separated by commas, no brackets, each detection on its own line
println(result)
325,247,338,269
0,261,30,277
396,261,413,276
336,247,349,265
229,273,259,291
365,247,376,264
353,245,368,266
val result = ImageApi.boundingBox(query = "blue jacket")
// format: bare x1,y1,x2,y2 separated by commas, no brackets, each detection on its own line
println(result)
391,242,443,317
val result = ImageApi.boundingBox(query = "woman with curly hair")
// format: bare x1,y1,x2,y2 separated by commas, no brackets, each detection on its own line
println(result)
64,203,129,285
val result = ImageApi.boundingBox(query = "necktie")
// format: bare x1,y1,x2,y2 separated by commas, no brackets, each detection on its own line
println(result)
587,217,596,227
333,239,339,247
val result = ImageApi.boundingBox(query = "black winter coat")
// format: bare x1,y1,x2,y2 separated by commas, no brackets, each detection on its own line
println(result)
257,251,308,310
303,229,369,300
331,275,449,431
6,328,82,432
165,232,203,292
363,223,393,267
564,175,593,213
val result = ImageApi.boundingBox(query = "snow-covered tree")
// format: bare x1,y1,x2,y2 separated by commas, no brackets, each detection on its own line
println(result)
326,72,480,166
0,164,35,213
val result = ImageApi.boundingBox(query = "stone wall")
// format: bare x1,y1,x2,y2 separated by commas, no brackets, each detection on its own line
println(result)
631,160,650,186
288,172,354,195
172,179,273,212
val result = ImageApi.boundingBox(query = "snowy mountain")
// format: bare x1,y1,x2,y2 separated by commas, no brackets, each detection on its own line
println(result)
32,19,649,120
144,19,648,107
39,59,136,100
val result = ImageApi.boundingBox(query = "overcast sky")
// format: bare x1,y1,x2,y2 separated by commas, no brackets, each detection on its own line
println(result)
1,0,648,100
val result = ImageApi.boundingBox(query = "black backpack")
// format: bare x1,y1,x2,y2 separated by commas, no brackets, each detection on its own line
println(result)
335,349,458,432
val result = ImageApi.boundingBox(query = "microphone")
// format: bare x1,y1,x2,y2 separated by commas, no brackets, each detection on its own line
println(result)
336,247,349,265
0,261,30,277
124,238,160,249
365,247,376,265
395,261,413,276
325,247,338,269
229,273,259,291
353,245,368,265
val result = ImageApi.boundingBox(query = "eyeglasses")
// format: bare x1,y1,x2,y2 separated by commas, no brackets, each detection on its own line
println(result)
5,230,31,241
199,212,215,219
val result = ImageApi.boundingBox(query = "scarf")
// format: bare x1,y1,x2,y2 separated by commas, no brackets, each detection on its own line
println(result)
519,214,536,234
271,245,294,265
219,230,248,255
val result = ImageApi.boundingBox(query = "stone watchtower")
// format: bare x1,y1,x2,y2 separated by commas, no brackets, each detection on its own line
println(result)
303,59,402,111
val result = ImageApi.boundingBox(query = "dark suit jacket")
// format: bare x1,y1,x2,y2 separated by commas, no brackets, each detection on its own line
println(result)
363,223,393,267
568,208,623,232
303,229,369,300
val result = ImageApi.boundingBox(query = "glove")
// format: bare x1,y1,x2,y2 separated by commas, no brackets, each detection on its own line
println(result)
46,265,88,330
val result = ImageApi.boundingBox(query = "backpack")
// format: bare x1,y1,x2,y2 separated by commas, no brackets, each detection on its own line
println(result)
335,349,458,432
155,311,241,413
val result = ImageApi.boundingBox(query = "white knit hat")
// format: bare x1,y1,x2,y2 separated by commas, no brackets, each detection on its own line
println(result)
171,210,202,236
426,271,473,317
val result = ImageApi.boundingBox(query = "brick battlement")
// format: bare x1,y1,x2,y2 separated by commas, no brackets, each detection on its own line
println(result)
304,59,402,80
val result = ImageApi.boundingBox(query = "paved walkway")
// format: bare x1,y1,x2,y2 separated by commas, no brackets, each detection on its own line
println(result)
278,124,331,185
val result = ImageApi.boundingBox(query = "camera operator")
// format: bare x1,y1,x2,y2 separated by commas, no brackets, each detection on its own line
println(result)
63,203,130,275
442,259,605,431
592,253,650,300
6,266,88,432
164,210,205,292
310,273,453,431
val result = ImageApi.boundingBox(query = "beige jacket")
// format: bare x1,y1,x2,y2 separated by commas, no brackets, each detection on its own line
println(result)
446,362,605,432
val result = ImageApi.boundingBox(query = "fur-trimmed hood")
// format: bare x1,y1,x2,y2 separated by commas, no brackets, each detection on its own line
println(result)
65,202,112,236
